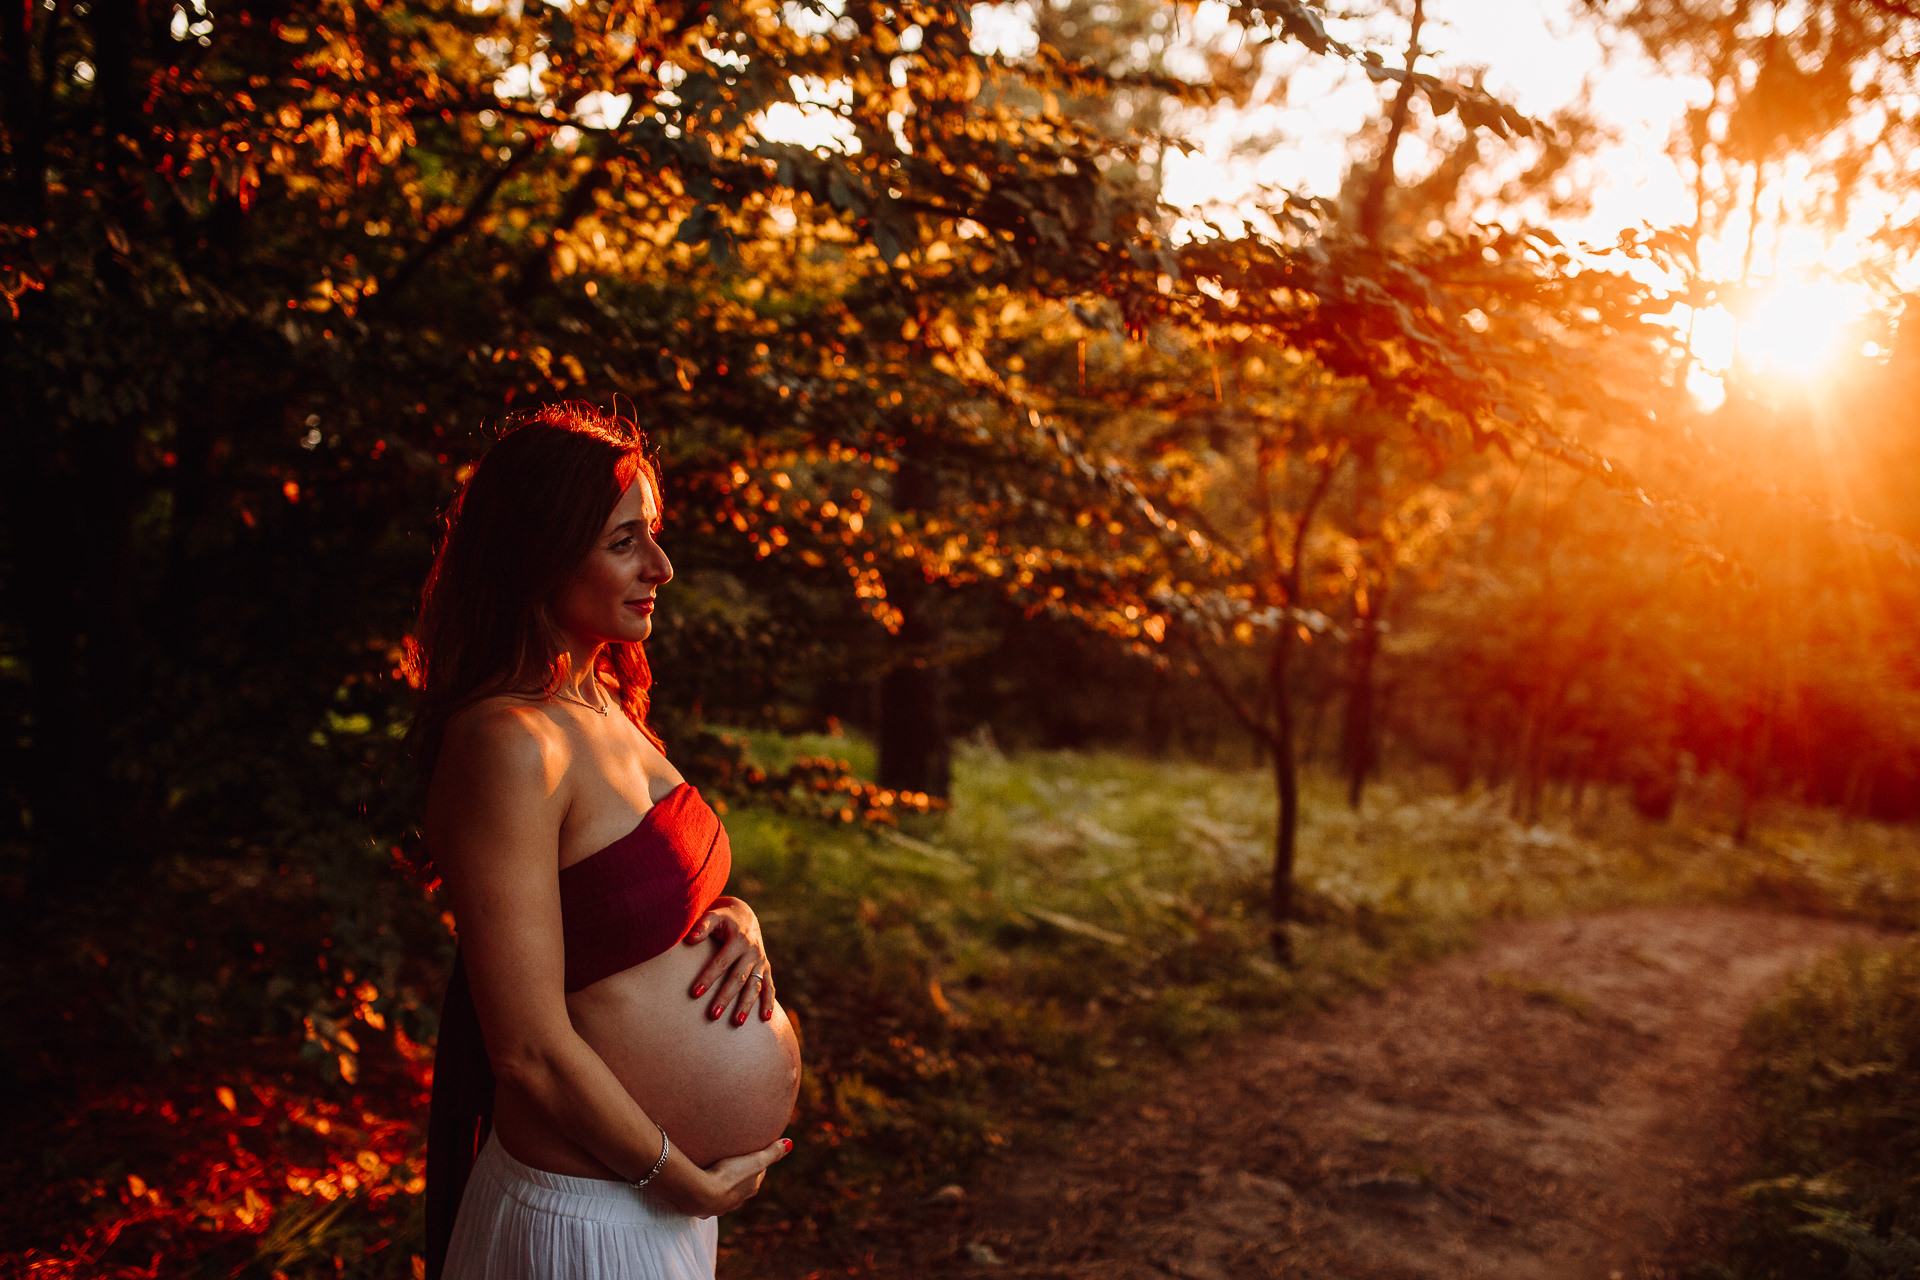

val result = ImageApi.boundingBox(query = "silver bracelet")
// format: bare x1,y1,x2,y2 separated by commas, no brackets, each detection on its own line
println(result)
630,1127,671,1190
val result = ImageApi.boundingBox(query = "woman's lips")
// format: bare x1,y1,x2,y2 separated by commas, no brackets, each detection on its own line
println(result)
626,598,655,614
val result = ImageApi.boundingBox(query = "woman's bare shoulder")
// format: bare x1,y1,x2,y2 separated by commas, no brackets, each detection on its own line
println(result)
438,695,572,790
425,697,574,865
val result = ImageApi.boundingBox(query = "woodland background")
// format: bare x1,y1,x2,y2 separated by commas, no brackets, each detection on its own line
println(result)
4,1,1920,1276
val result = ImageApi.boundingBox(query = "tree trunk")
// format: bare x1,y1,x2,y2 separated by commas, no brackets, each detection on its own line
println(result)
1734,699,1771,844
1508,698,1535,822
876,456,951,798
1340,583,1387,810
1510,687,1552,826
1450,709,1478,792
877,603,952,798
1525,729,1549,825
1841,754,1874,820
1143,666,1173,756
1268,626,1299,964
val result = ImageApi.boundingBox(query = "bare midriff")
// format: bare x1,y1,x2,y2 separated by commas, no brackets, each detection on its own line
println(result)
491,933,802,1175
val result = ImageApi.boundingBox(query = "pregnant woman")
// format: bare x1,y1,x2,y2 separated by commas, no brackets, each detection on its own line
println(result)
410,405,802,1279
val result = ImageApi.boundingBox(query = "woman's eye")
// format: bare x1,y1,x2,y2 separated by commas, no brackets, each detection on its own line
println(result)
609,537,635,551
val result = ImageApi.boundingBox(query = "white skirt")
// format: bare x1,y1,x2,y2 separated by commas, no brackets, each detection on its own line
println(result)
442,1132,719,1280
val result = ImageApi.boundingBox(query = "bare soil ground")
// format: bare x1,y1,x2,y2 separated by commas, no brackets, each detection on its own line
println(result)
771,907,1892,1280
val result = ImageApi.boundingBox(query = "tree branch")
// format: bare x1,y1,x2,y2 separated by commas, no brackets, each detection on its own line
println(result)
1159,495,1250,566
1255,431,1285,590
1358,0,1424,242
1185,639,1278,750
1283,448,1344,607
379,135,540,302
509,140,612,308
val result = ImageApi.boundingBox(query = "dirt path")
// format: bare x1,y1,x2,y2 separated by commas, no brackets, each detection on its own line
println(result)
831,907,1890,1280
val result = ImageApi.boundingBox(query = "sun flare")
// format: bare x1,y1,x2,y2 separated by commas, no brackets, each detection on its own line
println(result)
1688,275,1876,385
1740,277,1873,379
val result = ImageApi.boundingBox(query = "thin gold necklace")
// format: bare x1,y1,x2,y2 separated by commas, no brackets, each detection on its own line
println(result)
552,684,612,716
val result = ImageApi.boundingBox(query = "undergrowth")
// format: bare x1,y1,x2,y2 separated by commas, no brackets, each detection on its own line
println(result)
1708,940,1920,1280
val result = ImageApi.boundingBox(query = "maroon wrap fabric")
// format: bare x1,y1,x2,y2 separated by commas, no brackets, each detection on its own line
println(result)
557,783,732,992
424,783,732,1280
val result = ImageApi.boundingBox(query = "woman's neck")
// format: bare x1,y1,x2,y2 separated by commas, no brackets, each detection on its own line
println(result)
554,639,607,702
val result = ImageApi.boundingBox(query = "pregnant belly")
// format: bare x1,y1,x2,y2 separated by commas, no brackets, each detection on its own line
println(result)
566,937,802,1168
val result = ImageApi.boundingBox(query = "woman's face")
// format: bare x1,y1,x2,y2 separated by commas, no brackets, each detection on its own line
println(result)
551,475,673,647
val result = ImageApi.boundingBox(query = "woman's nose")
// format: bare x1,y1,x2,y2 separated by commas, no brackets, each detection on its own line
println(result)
644,548,673,586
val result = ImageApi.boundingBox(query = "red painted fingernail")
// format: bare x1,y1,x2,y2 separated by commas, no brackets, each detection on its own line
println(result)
782,1139,793,1153
735,1010,748,1026
693,984,707,998
762,1007,772,1021
711,1005,724,1019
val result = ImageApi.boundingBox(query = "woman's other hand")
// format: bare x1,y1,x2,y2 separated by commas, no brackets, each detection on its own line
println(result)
683,897,775,1025
661,1137,793,1219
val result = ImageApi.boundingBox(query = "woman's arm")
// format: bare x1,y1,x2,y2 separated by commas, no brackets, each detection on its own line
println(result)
432,705,787,1215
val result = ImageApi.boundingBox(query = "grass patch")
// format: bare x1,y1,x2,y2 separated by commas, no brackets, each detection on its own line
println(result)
1710,940,1920,1279
717,741,1920,1257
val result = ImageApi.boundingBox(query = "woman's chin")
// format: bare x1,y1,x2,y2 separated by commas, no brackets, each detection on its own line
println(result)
583,622,650,647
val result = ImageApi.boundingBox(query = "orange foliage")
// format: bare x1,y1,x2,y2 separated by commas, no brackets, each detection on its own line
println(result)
9,1015,432,1278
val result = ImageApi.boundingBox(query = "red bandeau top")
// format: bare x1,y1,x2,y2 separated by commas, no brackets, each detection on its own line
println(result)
556,782,731,992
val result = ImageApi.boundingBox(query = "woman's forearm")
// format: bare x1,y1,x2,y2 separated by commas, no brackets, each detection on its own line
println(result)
501,1032,713,1204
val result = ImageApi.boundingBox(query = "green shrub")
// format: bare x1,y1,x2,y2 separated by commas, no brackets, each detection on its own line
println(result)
1726,940,1920,1279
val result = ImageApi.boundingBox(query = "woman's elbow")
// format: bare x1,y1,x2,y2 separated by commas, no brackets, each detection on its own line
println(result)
489,1029,574,1095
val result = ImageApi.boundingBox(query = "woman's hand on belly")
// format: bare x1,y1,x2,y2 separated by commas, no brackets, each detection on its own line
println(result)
682,896,776,1026
657,1134,794,1220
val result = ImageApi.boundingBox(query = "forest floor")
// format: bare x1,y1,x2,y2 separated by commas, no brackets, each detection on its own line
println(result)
736,906,1891,1280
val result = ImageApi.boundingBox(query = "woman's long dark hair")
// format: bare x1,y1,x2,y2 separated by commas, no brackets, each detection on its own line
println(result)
406,403,664,782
